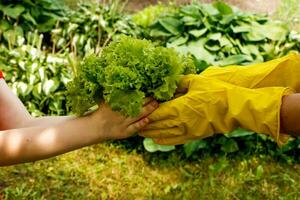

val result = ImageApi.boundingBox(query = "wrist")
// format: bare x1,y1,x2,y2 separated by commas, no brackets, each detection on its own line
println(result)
84,112,110,143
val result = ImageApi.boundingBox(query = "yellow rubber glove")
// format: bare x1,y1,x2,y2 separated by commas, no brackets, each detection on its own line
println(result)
140,75,293,146
201,52,300,91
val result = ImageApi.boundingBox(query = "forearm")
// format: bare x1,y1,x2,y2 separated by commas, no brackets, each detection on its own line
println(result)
24,116,76,127
281,94,300,136
0,115,102,166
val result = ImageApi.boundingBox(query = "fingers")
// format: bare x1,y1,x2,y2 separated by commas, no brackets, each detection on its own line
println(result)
139,127,183,138
126,117,150,135
153,135,189,145
126,100,159,124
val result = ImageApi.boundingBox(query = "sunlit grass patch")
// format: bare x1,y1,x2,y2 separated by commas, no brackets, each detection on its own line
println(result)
1,143,300,199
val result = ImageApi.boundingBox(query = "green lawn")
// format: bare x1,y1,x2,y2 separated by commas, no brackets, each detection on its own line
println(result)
1,142,300,199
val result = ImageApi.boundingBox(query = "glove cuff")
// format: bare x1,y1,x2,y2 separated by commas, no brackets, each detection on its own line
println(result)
274,87,295,146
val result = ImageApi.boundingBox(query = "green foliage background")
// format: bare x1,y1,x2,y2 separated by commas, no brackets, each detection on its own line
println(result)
0,0,300,159
1,0,300,199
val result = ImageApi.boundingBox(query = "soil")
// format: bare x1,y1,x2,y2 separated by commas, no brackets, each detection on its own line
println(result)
125,0,281,14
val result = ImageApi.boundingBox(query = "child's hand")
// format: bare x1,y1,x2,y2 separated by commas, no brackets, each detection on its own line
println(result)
89,99,158,141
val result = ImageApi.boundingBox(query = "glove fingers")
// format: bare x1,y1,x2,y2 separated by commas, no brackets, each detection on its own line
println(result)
139,127,183,138
144,119,179,130
147,101,179,121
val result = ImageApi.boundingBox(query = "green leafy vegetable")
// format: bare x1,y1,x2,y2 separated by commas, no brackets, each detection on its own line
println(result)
67,35,195,116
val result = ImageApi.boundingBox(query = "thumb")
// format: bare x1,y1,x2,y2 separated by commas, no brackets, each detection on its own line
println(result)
176,74,196,93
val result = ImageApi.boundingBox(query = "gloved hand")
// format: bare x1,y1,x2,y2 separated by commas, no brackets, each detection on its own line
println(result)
201,53,300,91
139,75,293,146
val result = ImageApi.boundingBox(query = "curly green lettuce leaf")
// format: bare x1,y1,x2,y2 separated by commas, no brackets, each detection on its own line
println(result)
67,35,196,117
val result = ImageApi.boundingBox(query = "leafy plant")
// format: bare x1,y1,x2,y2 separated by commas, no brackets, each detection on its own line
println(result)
139,2,300,72
67,35,195,117
132,4,175,28
51,1,139,58
0,0,66,48
143,138,175,152
0,32,72,116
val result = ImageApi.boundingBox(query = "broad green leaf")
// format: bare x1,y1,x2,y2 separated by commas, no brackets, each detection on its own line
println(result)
208,33,222,41
2,5,25,19
182,16,201,26
32,83,42,99
220,14,235,25
180,5,201,18
184,39,216,64
167,36,189,47
194,59,210,72
242,30,266,41
0,20,11,32
217,54,252,66
239,44,260,56
226,128,254,138
37,17,58,32
205,43,221,51
189,28,207,38
219,36,231,47
29,74,37,85
231,25,252,33
39,67,46,80
201,4,219,16
150,28,172,37
43,79,60,95
22,12,37,25
213,1,233,15
23,0,35,6
143,138,175,152
184,140,207,157
158,17,183,35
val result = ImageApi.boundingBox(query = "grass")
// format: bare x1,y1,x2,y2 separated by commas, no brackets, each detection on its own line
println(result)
1,142,300,200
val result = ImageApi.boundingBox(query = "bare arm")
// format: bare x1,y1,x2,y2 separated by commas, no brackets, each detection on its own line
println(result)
0,115,101,165
0,79,32,130
0,79,158,166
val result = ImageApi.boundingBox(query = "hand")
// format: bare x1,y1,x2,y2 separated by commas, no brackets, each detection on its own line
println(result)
140,75,292,146
89,99,158,141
